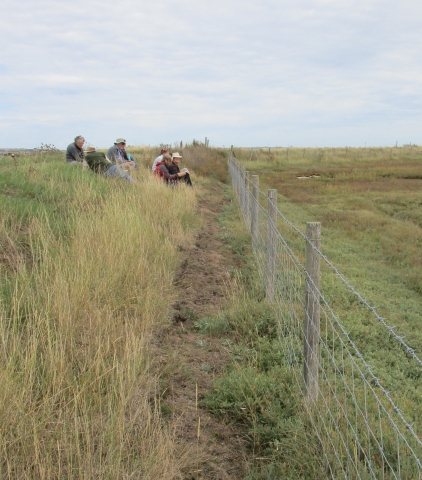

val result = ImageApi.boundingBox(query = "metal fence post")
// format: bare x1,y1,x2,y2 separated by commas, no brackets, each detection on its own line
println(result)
251,175,259,241
304,222,321,403
266,189,277,301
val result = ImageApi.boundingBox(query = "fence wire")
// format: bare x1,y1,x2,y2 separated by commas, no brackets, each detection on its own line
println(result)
228,155,422,479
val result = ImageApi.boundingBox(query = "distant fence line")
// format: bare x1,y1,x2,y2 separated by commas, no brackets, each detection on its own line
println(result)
228,151,422,479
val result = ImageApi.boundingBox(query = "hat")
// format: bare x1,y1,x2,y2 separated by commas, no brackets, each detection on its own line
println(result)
115,138,126,144
85,146,96,153
172,152,182,159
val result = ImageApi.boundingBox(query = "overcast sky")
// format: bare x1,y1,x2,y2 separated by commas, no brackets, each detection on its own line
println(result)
1,0,421,148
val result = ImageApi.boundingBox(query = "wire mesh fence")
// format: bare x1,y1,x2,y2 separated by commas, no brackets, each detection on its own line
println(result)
228,153,422,479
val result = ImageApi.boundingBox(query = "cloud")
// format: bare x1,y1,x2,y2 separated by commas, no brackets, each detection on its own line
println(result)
1,0,422,147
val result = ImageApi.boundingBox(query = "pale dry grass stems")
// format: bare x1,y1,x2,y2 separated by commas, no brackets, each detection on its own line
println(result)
0,166,200,478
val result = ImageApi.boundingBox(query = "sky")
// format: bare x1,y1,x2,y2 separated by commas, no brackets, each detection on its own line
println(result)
1,0,422,149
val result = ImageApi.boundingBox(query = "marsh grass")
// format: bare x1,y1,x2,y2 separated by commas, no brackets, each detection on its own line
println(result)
229,147,422,477
233,145,422,344
0,153,201,478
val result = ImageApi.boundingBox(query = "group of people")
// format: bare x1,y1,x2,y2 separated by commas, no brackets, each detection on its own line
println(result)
66,137,192,186
66,136,137,182
152,149,192,186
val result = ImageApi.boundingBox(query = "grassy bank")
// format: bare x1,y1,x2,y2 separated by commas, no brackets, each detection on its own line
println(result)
0,152,200,478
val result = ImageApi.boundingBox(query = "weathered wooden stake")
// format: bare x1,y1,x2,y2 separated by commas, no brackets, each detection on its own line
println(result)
266,189,277,301
303,222,321,403
245,171,250,226
251,175,259,241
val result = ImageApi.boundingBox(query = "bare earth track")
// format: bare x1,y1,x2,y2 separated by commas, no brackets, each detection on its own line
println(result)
154,181,248,479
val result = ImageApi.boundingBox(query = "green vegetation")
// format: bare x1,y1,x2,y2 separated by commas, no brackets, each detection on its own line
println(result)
196,194,327,479
2,144,421,477
228,147,422,477
0,151,200,478
233,145,422,370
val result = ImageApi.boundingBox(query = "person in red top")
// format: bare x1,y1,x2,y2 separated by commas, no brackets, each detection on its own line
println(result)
158,154,190,184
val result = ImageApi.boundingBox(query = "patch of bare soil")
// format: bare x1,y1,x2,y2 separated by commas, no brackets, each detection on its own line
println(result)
154,181,248,479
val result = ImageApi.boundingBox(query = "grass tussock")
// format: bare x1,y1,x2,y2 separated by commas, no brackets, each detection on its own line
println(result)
0,153,201,478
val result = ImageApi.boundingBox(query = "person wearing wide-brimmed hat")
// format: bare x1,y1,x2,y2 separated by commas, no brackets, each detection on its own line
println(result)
167,152,192,186
85,146,136,182
107,138,137,168
66,135,85,164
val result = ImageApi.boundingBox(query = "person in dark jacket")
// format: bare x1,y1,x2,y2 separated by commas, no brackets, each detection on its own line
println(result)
159,154,190,184
85,146,136,182
66,135,85,164
167,152,192,186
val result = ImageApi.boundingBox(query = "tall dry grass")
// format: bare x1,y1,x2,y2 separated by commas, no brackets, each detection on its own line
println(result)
127,145,228,183
0,161,200,478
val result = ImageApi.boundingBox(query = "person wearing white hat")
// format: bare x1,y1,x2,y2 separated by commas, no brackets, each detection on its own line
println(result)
167,152,192,186
107,138,137,168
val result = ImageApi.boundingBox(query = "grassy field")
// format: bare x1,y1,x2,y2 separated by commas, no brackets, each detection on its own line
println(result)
1,144,421,477
234,146,422,342
0,149,203,478
229,146,422,477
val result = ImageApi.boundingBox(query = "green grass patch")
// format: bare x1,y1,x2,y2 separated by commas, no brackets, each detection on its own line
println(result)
197,186,326,479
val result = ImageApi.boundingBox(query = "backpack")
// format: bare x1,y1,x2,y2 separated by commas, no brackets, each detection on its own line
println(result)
154,161,165,177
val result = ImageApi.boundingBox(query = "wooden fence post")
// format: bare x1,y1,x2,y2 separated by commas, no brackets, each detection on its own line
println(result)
241,166,246,213
266,189,277,301
251,175,259,241
245,171,250,226
304,222,321,403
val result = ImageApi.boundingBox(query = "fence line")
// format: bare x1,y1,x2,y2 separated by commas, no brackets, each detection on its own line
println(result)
228,153,422,479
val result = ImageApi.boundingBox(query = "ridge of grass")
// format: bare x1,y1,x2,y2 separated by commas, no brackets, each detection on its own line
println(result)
0,151,203,478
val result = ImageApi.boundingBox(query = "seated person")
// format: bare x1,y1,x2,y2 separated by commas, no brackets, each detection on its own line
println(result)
167,152,192,186
157,154,190,184
107,139,137,168
151,148,169,172
66,135,85,164
85,146,136,182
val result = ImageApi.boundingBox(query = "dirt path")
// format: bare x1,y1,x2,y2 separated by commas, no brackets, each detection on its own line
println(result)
154,181,247,479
